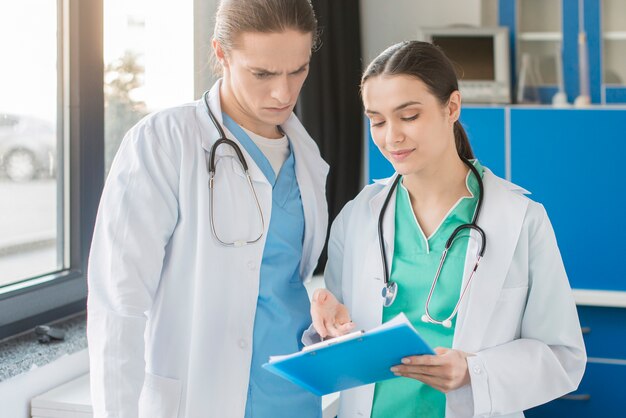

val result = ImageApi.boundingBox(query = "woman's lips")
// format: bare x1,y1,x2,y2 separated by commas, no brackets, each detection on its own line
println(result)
388,149,415,162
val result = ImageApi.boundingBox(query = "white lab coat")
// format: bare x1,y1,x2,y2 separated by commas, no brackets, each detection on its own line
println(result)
87,80,329,418
324,169,586,418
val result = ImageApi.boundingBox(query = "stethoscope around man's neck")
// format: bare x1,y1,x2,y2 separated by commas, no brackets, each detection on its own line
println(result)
203,90,266,247
378,157,487,328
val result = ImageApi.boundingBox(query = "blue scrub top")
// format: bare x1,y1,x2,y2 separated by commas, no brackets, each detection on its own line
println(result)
222,115,321,418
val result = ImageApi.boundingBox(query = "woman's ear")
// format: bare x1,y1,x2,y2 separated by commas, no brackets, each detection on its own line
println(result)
212,39,228,68
447,90,462,125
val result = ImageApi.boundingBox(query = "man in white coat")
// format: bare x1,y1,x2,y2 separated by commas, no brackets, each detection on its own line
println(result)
87,1,329,417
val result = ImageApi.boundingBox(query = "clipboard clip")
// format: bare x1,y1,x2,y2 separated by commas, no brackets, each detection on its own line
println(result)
302,329,365,353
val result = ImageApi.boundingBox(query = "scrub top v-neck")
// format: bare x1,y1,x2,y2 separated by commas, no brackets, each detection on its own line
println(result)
222,114,321,418
371,160,483,418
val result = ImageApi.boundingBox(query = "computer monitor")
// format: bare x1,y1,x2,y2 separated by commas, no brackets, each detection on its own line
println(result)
420,26,511,104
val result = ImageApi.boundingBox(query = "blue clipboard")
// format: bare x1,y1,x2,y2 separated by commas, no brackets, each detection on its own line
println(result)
262,313,434,396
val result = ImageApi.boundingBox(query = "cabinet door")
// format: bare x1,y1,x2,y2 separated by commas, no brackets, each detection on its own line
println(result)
461,107,506,178
510,108,626,291
601,0,626,103
577,306,626,360
525,361,626,418
499,0,608,104
367,108,507,183
366,121,393,183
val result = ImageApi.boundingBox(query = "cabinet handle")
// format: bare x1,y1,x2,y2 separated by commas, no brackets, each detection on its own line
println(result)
559,394,591,401
581,326,591,334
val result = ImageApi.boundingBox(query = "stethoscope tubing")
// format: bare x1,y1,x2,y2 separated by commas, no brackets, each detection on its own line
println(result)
378,175,402,288
202,91,265,247
378,157,487,324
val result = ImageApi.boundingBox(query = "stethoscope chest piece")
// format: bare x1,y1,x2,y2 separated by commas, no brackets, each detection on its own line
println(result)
382,281,398,307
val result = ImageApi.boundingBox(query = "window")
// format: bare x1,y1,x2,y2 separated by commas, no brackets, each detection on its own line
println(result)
0,0,103,339
0,0,216,340
104,0,195,173
0,2,61,288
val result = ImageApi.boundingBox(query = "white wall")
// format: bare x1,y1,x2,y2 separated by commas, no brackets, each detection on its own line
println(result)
0,349,89,418
360,0,498,65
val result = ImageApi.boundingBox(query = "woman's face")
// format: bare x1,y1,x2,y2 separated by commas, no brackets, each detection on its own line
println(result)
362,74,460,177
216,29,312,136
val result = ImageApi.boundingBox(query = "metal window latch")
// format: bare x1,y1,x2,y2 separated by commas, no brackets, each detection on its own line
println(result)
559,394,591,401
34,325,66,343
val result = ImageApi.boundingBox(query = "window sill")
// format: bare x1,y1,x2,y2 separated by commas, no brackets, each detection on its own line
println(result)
0,311,86,382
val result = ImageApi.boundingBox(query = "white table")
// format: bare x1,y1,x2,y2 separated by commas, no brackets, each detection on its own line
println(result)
31,373,339,418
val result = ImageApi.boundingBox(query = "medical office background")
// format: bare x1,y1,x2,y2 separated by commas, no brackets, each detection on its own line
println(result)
0,0,625,417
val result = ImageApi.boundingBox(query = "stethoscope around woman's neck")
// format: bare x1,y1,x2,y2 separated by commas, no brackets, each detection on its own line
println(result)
378,156,487,328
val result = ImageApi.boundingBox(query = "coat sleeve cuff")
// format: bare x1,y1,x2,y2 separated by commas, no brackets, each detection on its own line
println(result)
301,323,322,346
467,355,492,416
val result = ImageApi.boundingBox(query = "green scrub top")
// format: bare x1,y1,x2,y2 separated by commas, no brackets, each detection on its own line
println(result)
371,161,483,418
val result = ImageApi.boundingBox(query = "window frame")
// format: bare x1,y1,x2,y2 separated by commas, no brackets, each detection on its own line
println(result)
0,0,103,340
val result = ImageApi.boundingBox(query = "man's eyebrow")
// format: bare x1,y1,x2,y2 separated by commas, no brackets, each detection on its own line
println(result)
249,67,279,76
248,61,310,76
288,62,310,74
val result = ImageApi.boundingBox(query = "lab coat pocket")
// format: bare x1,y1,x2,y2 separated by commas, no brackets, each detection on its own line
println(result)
483,286,529,347
498,286,529,301
138,372,182,418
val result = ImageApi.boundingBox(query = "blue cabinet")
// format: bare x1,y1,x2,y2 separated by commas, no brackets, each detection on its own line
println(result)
508,108,626,417
365,105,626,418
577,306,626,359
526,360,626,418
499,0,626,104
366,123,393,182
460,107,506,178
527,306,626,418
510,108,626,291
367,106,626,289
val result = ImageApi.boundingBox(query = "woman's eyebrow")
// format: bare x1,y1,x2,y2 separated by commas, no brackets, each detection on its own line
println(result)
365,101,422,115
392,101,422,111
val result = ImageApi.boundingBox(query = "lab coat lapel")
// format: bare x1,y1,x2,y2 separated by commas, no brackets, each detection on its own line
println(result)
280,113,329,280
338,177,399,418
453,170,529,351
368,176,399,284
197,80,268,185
357,175,400,330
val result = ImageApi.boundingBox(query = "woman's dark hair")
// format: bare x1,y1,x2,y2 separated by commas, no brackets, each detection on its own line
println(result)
361,41,474,160
211,0,319,75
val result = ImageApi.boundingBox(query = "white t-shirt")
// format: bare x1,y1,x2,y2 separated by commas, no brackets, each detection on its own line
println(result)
242,127,290,176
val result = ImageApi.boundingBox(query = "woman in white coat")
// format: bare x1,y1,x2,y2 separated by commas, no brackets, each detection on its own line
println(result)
310,41,586,417
87,1,328,417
